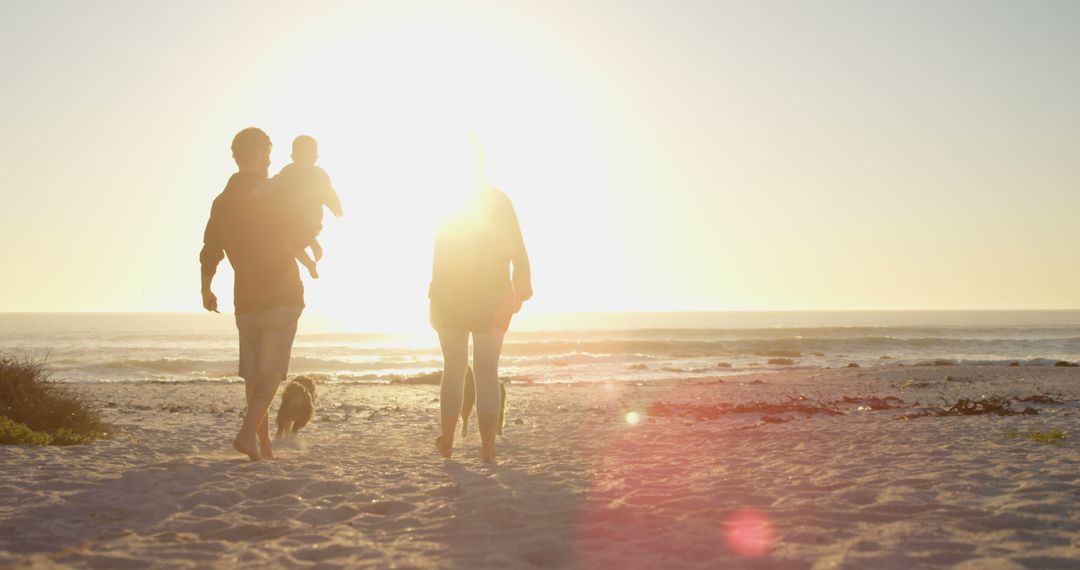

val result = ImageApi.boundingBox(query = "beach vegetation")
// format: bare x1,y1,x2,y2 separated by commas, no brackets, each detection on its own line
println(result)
0,416,52,445
1007,429,1066,445
900,396,1039,419
0,356,109,445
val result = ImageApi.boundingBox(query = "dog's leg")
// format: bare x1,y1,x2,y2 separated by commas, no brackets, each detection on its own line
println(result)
275,406,287,439
497,380,506,436
460,366,476,437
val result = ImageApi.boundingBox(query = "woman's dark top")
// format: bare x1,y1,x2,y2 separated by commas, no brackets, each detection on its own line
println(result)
428,187,532,332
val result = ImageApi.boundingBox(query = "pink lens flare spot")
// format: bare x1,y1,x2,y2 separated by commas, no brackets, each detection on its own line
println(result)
724,509,775,559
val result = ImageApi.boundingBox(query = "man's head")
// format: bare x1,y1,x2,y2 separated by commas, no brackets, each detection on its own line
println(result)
231,127,272,174
291,135,318,165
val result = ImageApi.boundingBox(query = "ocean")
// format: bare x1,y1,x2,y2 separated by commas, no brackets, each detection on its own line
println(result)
2,311,1078,384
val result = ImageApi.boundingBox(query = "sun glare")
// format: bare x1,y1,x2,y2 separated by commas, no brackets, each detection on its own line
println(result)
236,13,622,331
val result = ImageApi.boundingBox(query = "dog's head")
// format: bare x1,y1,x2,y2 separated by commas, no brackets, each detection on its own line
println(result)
292,376,317,401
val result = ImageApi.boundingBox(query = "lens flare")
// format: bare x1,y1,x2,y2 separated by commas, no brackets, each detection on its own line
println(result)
724,509,775,559
625,411,642,426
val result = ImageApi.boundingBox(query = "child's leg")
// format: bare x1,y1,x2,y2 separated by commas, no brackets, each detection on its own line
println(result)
310,237,323,262
296,248,318,279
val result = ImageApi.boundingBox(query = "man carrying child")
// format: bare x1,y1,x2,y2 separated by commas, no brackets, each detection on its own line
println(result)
200,128,330,461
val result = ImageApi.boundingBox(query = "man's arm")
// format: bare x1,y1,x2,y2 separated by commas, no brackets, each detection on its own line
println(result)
201,273,218,313
199,201,224,312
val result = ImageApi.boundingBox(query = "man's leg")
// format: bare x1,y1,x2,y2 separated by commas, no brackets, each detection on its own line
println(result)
239,378,274,458
234,313,263,461
258,399,273,455
235,370,282,460
235,306,301,461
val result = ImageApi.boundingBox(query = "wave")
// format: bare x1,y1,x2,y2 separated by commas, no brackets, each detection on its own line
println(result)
57,356,445,378
495,336,1080,358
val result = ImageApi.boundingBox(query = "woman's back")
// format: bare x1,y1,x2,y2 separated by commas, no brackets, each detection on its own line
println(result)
429,187,531,327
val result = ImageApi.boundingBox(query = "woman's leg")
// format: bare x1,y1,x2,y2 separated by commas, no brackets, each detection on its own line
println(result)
437,329,470,456
472,330,506,417
472,329,507,462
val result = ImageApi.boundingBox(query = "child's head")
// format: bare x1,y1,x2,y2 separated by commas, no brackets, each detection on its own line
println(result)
291,135,318,165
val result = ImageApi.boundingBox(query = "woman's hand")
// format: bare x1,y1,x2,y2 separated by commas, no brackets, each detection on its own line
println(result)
512,290,530,313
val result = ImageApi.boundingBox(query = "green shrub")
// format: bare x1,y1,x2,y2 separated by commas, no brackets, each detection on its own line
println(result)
0,416,52,445
1007,429,1066,445
0,357,109,445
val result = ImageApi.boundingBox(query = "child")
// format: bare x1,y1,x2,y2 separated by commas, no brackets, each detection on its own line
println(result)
254,135,343,278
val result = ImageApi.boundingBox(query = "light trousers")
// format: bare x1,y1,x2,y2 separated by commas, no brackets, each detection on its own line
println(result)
438,329,506,421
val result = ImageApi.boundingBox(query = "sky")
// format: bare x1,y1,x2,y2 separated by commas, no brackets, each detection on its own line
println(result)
1,0,1078,328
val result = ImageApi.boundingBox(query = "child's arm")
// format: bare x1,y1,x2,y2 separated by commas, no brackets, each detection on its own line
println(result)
315,167,343,217
324,186,343,218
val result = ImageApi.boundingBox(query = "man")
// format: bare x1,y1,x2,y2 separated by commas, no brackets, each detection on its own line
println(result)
200,127,305,461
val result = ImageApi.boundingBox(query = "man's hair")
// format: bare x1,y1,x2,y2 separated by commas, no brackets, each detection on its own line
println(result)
231,127,271,161
292,135,318,157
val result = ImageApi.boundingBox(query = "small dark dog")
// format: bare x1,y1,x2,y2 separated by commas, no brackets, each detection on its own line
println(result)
460,366,507,437
276,376,317,438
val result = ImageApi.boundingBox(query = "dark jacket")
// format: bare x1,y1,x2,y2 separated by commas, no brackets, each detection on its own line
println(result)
200,172,305,314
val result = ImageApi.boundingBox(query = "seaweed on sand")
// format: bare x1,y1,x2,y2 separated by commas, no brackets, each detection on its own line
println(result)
832,396,907,411
899,395,1039,419
647,398,843,421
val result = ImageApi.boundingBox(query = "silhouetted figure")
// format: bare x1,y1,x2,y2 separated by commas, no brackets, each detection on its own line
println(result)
200,127,305,461
430,185,531,463
253,135,343,279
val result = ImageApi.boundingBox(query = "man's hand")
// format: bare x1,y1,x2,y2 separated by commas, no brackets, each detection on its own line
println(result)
202,289,219,313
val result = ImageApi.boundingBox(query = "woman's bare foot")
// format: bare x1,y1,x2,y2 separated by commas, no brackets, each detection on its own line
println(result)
478,415,498,464
233,435,261,461
259,440,274,460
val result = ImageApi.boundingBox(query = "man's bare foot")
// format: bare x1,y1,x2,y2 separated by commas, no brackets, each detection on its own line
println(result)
259,440,274,460
233,435,260,461
434,435,453,458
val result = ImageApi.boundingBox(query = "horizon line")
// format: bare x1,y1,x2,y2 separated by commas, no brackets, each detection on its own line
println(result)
4,308,1080,315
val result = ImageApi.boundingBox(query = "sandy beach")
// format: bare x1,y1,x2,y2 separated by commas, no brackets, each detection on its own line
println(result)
1,366,1078,569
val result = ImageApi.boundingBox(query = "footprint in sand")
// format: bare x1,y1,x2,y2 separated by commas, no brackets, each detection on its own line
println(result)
356,500,415,516
296,505,362,525
246,478,310,500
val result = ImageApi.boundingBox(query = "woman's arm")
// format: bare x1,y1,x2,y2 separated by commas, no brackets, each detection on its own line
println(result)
505,198,532,308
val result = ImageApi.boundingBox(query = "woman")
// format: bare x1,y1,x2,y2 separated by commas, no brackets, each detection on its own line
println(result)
429,185,531,463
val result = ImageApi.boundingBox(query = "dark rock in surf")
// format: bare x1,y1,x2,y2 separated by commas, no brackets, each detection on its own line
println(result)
1053,361,1078,367
767,358,796,366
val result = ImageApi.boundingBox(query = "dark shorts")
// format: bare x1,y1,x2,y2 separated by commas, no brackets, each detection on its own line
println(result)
430,289,515,333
